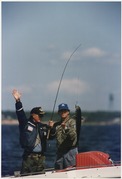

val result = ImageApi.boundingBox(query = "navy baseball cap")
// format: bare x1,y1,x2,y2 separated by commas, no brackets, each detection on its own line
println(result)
30,107,45,115
58,103,70,112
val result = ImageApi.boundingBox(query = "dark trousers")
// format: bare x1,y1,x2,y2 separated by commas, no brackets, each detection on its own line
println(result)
21,152,45,174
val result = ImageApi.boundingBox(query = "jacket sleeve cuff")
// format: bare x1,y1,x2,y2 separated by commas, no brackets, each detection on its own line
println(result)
15,101,23,111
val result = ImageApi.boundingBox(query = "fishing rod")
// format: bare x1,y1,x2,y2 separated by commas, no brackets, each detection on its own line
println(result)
50,43,81,121
47,44,81,140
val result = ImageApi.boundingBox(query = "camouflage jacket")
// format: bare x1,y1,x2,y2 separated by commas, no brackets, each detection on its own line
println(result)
50,116,77,154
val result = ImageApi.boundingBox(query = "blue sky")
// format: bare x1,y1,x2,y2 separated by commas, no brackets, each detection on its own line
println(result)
2,2,121,112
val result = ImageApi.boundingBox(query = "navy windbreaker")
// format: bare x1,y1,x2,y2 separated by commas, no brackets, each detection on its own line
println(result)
15,101,49,154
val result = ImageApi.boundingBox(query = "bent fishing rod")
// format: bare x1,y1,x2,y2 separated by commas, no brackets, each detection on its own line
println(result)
47,44,81,140
50,43,81,121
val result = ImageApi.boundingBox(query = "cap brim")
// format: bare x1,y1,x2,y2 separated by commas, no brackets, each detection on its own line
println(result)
39,112,45,115
58,109,70,112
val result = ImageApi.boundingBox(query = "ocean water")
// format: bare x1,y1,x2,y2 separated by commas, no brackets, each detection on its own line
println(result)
2,124,121,177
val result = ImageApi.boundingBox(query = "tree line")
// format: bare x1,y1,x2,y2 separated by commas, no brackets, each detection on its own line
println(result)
2,110,121,123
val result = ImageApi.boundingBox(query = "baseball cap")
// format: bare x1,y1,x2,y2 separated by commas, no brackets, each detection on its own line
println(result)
58,103,70,112
30,107,45,115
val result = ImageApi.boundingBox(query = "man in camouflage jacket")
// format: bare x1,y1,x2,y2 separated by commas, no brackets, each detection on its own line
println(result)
49,103,78,170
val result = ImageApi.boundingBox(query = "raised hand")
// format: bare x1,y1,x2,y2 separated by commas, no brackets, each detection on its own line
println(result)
12,89,21,101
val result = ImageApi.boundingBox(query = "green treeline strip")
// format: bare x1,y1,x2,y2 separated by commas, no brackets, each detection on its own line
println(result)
2,111,121,123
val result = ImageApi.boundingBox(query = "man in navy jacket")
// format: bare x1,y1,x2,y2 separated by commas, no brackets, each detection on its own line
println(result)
12,89,49,174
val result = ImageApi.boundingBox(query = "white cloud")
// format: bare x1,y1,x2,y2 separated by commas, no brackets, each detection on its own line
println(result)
61,47,106,62
62,51,72,60
61,47,120,67
47,78,89,94
81,47,106,58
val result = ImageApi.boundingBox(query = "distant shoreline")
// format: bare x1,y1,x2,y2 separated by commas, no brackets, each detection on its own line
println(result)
2,118,120,126
2,119,19,125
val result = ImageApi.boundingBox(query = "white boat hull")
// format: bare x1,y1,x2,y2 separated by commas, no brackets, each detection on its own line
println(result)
3,165,121,178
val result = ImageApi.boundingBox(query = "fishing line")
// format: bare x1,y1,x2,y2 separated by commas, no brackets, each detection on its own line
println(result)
75,76,80,107
50,44,81,120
